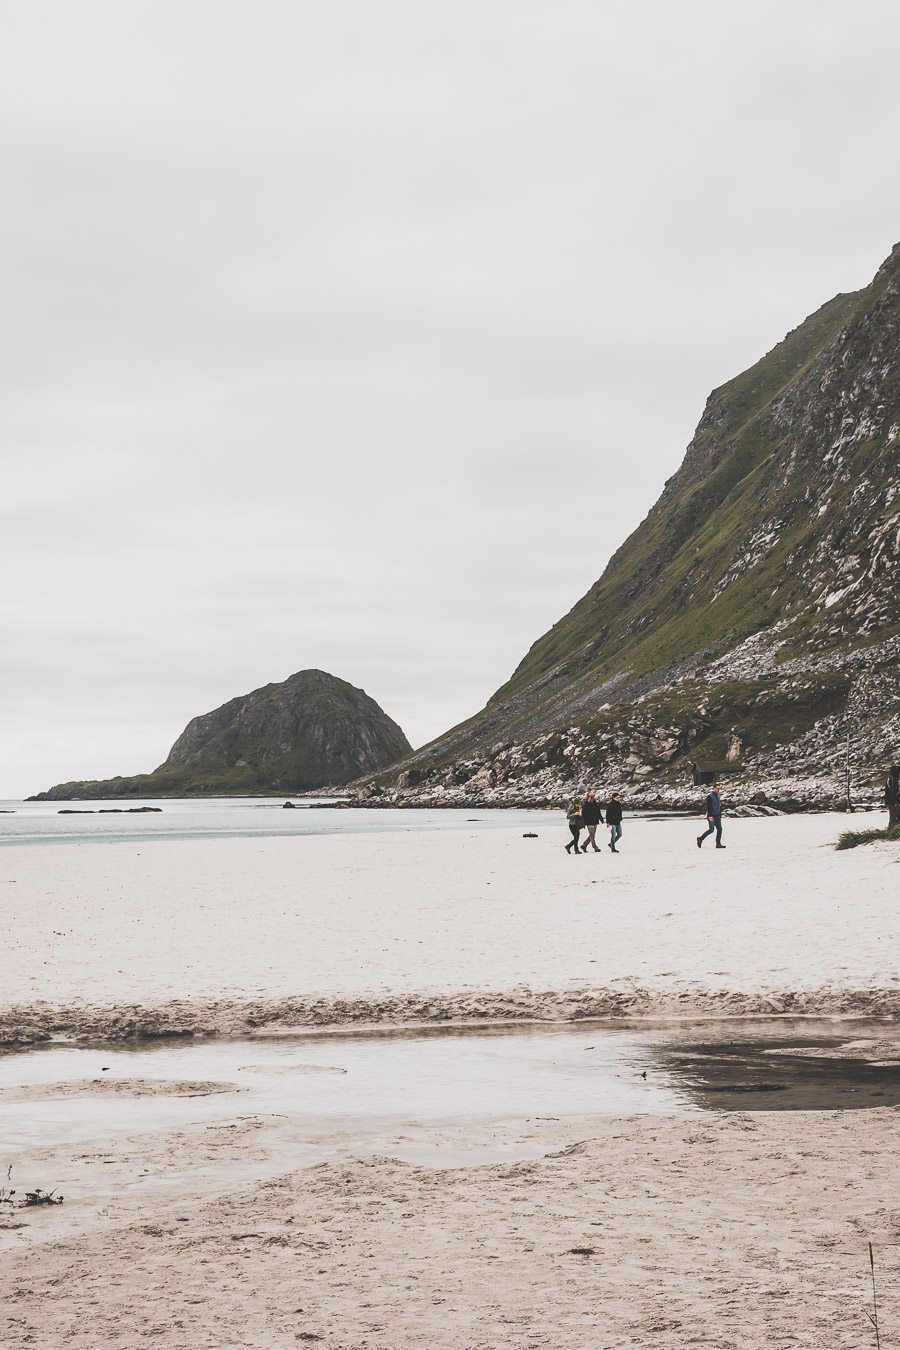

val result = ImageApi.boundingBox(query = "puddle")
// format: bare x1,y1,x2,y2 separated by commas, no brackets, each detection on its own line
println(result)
4,1018,900,1241
0,1021,682,1159
3,1017,900,1162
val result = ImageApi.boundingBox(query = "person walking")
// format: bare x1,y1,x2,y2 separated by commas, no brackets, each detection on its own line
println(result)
565,800,583,854
580,791,604,851
885,766,900,826
605,793,623,852
697,783,725,848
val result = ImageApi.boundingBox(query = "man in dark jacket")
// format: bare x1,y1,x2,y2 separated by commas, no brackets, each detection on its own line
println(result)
697,784,725,848
565,801,583,854
580,791,604,851
605,793,623,852
885,766,900,826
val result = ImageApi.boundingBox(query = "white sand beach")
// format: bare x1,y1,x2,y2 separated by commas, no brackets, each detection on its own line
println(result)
1,812,897,1035
4,812,900,1349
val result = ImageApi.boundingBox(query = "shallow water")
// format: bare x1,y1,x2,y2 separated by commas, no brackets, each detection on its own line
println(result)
3,1018,899,1166
0,797,563,846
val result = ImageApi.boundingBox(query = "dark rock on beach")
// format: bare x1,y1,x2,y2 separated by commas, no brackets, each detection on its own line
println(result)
95,807,163,813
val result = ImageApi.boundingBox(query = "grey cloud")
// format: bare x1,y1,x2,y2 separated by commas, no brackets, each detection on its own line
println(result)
3,0,900,794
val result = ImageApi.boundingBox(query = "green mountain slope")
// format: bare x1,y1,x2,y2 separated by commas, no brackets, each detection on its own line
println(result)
374,241,900,807
32,670,411,799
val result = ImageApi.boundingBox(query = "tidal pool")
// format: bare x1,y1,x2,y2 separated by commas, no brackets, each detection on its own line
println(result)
3,1017,900,1167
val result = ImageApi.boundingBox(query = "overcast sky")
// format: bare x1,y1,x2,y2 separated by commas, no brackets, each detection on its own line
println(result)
3,0,900,796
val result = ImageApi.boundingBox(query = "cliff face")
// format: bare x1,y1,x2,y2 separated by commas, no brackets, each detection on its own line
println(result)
369,242,900,810
33,670,412,799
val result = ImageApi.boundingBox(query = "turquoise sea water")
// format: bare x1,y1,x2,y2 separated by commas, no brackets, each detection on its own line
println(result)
0,797,558,846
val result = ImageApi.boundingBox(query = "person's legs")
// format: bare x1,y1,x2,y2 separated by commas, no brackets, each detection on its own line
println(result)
715,816,724,847
566,822,580,852
609,823,622,851
583,824,598,851
697,820,716,846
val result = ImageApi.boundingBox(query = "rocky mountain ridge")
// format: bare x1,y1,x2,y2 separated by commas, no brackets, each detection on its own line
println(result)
356,242,900,811
31,670,411,799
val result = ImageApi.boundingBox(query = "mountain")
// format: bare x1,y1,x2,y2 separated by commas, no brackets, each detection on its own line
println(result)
365,241,900,811
32,670,412,799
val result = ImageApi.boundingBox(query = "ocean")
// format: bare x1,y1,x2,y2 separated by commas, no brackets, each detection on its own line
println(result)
0,796,557,846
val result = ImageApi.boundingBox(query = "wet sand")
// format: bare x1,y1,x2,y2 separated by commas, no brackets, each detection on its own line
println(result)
3,1104,899,1348
0,1077,239,1102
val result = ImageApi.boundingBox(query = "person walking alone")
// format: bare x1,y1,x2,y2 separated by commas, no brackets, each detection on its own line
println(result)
565,800,584,854
885,766,900,826
580,792,604,851
605,793,623,852
697,783,725,848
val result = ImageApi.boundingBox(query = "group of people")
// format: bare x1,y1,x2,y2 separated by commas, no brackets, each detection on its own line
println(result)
564,784,725,854
564,791,624,853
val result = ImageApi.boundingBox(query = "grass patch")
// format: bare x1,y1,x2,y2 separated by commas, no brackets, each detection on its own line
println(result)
835,824,900,851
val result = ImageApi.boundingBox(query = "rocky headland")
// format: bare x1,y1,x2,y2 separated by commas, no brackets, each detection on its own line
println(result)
351,242,900,814
30,669,411,799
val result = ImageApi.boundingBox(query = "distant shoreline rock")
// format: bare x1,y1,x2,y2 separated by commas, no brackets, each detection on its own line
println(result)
57,806,163,814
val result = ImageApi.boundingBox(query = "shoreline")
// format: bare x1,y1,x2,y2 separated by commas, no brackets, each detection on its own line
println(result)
4,815,899,1046
5,984,900,1047
5,816,900,1346
19,792,883,813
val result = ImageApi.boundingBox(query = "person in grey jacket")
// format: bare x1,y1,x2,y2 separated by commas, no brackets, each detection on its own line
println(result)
697,784,725,848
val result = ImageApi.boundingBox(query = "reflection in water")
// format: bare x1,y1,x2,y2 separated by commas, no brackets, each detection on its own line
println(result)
647,1036,900,1112
648,1031,900,1111
3,1017,900,1165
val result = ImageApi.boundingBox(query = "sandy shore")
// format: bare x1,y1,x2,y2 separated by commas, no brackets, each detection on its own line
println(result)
4,814,900,1346
0,1077,240,1102
2,812,899,1041
3,1104,900,1348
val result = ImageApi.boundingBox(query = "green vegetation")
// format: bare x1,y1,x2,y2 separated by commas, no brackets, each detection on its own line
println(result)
491,288,867,707
505,671,853,783
394,240,900,782
835,825,900,851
